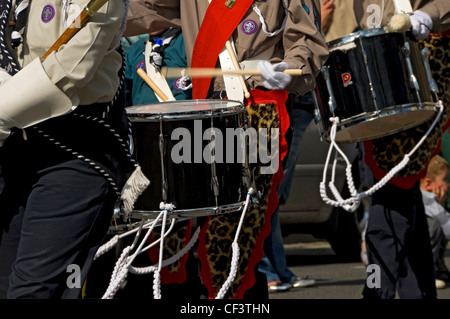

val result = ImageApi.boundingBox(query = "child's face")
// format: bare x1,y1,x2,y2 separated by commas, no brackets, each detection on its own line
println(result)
430,168,450,205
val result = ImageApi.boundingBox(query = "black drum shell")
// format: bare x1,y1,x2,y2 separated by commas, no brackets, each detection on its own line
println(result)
127,100,246,212
314,29,438,143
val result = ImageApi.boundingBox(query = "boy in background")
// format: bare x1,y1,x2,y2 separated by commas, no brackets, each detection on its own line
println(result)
420,155,450,289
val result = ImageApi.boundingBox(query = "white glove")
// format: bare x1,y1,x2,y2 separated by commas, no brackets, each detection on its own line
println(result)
409,10,433,41
258,61,292,90
0,68,12,86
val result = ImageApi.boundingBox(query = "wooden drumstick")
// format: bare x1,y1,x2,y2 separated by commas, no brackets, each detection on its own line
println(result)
160,67,303,78
42,0,109,60
224,41,251,99
208,0,251,99
137,68,170,102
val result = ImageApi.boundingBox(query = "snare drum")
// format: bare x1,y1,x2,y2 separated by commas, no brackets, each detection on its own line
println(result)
313,28,440,143
125,99,247,220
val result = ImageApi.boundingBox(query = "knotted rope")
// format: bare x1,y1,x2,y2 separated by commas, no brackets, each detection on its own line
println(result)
319,100,444,212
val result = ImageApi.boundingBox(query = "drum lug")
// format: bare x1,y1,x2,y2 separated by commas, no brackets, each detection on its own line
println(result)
401,41,421,92
321,66,337,113
159,131,168,202
211,175,220,206
420,46,440,102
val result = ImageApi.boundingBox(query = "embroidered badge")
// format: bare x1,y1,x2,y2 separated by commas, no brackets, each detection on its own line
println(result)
241,19,258,35
175,76,192,91
41,5,55,23
136,60,145,70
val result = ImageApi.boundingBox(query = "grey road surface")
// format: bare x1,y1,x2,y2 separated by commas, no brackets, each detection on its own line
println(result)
268,236,450,300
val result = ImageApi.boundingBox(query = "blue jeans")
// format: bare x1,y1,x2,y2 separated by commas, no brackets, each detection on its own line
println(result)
259,106,314,283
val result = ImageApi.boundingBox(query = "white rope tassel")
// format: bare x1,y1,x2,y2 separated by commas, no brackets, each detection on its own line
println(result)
320,101,444,212
215,188,254,299
120,165,150,216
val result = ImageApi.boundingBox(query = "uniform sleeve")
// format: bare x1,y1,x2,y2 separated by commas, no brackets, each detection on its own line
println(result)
354,0,450,33
283,0,329,96
123,0,181,37
418,0,450,33
41,0,125,104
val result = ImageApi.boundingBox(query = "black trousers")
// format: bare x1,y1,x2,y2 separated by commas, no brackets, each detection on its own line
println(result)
362,182,437,299
0,128,117,299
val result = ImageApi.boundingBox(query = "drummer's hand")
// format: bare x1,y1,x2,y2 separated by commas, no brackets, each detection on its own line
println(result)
0,68,12,86
410,11,432,41
258,61,292,90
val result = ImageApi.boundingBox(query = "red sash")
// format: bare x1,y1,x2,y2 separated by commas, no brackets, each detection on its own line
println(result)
191,0,253,99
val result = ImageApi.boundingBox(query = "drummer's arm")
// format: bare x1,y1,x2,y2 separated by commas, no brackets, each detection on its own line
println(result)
124,0,181,37
282,0,329,96
418,1,450,33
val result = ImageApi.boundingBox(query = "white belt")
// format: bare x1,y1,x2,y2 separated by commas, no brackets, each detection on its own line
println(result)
219,45,274,102
219,41,244,102
393,0,413,14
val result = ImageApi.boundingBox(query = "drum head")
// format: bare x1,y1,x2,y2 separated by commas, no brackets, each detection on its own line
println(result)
126,99,244,121
332,104,438,143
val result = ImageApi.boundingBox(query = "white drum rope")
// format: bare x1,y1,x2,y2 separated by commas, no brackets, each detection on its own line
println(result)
153,203,171,299
95,219,158,260
101,188,256,300
128,226,201,275
320,100,444,212
215,187,254,299
101,205,176,299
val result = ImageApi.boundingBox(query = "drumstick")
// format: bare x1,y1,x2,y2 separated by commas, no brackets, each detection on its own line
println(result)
160,67,303,79
207,0,251,99
137,68,170,102
42,0,109,60
224,41,251,99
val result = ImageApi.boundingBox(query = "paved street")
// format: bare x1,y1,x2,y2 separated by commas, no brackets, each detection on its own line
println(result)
268,235,450,300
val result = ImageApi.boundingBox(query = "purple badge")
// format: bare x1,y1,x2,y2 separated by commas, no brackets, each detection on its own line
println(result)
41,5,55,23
241,19,258,35
174,77,190,91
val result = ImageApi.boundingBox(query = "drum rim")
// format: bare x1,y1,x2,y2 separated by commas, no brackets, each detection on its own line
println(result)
108,202,247,234
318,102,439,143
327,27,410,50
126,99,245,121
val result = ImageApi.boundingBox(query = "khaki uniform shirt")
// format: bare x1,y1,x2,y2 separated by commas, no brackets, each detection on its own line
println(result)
354,0,450,32
125,0,329,96
20,0,125,105
322,0,358,42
